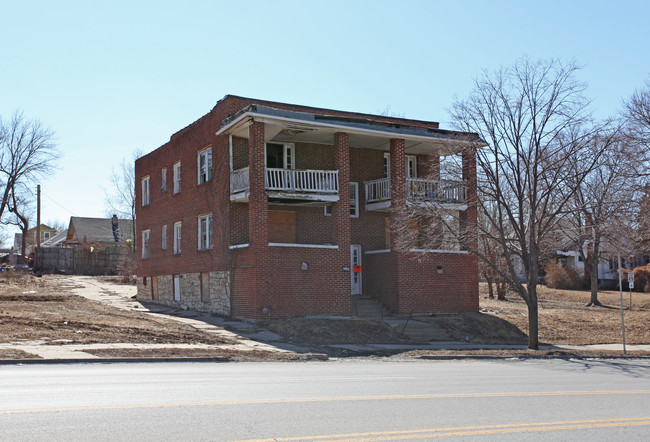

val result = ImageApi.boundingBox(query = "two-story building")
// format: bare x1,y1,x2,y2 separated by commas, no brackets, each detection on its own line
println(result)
135,95,482,318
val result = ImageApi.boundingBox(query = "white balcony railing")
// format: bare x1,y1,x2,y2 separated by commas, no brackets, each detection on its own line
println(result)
365,178,467,204
230,167,339,195
230,167,250,194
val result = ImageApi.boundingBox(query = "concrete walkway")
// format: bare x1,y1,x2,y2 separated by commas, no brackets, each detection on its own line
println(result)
2,276,648,361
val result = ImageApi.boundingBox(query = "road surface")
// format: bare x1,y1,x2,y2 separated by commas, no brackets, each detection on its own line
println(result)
1,359,649,440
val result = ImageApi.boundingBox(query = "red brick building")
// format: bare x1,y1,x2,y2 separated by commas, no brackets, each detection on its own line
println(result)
135,95,482,318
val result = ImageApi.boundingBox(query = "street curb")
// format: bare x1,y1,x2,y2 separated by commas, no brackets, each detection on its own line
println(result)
417,355,650,361
0,353,330,365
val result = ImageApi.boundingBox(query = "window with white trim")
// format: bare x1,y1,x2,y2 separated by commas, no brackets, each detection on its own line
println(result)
161,168,167,192
141,176,150,206
324,183,359,217
197,147,212,185
173,161,181,194
350,182,359,218
141,230,150,259
198,214,213,250
173,222,181,254
384,153,390,178
161,225,167,251
43,231,51,242
406,155,417,178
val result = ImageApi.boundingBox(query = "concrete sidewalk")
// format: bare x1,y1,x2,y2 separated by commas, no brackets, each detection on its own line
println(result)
2,276,648,362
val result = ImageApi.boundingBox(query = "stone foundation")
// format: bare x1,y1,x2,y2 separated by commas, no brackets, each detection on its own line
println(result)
137,271,231,316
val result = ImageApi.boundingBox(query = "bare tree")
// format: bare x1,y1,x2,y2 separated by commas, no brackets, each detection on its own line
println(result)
5,183,33,263
450,58,604,349
0,111,58,224
104,149,142,250
625,78,650,148
564,129,645,306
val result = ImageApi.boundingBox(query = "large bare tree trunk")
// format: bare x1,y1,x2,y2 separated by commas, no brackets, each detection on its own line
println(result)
587,231,602,307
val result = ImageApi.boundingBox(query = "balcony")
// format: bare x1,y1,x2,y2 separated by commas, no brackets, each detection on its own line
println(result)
365,178,468,211
231,167,339,203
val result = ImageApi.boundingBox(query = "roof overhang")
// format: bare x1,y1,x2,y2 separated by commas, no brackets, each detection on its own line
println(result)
217,105,486,155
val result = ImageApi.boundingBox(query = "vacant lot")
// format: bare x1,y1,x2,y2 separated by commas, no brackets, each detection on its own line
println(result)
478,283,650,345
0,274,648,360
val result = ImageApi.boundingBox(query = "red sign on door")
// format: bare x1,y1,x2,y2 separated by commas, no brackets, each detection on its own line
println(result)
352,265,362,273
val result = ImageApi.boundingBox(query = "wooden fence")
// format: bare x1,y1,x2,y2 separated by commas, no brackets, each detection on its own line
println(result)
35,245,132,275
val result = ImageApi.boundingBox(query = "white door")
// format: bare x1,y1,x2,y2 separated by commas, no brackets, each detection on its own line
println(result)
350,245,362,295
406,155,417,178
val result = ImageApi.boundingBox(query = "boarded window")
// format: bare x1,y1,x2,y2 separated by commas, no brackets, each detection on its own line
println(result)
151,276,158,300
201,272,210,303
269,211,296,243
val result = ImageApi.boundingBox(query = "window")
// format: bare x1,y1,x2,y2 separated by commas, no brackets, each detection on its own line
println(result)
141,176,150,206
266,143,294,169
198,214,213,250
173,222,181,254
324,183,358,218
161,168,167,192
384,153,390,178
43,231,51,242
173,275,181,301
161,225,167,251
200,272,210,303
350,182,359,218
197,147,212,184
173,162,181,194
141,230,150,259
406,155,417,178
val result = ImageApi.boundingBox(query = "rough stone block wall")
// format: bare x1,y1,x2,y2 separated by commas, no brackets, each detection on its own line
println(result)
136,271,230,316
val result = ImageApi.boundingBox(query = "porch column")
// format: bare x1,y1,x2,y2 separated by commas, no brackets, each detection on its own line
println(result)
334,132,350,246
459,146,477,250
334,132,352,306
248,121,268,248
389,138,406,249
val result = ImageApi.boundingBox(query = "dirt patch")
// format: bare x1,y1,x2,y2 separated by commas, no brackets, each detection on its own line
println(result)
0,349,42,359
259,318,409,345
83,348,326,361
416,313,528,344
0,274,236,346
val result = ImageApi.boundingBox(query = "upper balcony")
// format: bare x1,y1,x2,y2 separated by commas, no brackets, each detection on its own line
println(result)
365,177,468,211
231,167,339,203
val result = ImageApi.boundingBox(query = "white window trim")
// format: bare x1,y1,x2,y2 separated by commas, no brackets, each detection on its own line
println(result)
173,221,181,254
384,152,390,178
197,214,213,250
141,176,150,206
350,182,359,218
161,168,167,192
265,142,295,169
197,147,212,185
161,225,167,251
173,161,181,194
141,230,150,259
406,155,418,178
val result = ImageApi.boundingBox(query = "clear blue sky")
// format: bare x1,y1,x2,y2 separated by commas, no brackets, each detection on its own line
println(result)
1,0,649,242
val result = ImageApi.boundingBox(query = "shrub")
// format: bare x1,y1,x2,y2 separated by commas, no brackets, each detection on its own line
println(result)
623,264,650,292
545,262,583,290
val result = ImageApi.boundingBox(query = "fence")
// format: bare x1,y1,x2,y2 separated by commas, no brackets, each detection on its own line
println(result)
35,245,133,275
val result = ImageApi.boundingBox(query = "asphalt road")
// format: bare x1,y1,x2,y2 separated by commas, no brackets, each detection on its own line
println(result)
1,359,649,441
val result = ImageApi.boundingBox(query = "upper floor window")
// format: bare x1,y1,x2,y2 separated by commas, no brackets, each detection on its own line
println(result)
43,231,51,242
198,214,213,250
324,182,359,217
384,153,390,178
197,147,212,185
161,225,167,251
141,176,150,206
266,143,294,169
141,230,150,259
161,168,167,192
173,162,181,194
350,182,359,218
406,155,418,179
173,221,182,254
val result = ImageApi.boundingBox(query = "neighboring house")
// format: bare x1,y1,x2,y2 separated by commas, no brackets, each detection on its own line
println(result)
63,216,134,246
556,242,635,290
41,229,68,248
135,95,482,319
13,224,58,255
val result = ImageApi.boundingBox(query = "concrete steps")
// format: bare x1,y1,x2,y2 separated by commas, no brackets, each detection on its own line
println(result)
352,296,390,319
398,320,453,343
